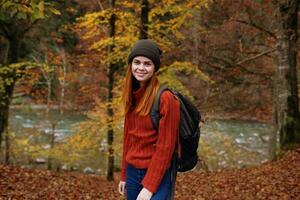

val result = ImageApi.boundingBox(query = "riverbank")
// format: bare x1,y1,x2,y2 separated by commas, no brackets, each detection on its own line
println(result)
10,103,273,124
204,109,272,124
0,146,299,199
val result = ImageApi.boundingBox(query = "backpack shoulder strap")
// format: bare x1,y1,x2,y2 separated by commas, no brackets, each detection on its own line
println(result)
150,85,181,161
150,85,171,130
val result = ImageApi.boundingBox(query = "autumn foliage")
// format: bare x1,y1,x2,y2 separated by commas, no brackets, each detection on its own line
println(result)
1,146,299,199
1,0,300,198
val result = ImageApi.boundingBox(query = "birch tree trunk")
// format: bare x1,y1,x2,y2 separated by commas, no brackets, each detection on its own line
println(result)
57,47,67,116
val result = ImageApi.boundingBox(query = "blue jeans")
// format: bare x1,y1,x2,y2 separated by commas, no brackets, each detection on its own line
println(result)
125,164,173,200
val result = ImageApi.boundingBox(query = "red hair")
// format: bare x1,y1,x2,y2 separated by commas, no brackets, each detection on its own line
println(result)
122,64,160,116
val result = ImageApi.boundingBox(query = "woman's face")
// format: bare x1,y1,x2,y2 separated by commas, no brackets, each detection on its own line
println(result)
131,56,155,86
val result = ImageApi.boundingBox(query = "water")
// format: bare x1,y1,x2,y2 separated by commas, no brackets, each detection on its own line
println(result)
10,108,86,138
200,119,273,169
8,108,274,172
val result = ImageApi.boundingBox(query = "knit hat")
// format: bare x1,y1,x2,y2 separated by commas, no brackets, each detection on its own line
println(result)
128,39,162,71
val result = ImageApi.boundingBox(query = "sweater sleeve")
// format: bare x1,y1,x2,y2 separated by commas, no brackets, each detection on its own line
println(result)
141,91,180,193
120,117,129,181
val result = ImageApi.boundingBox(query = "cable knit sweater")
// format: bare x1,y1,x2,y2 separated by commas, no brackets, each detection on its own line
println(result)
120,86,180,193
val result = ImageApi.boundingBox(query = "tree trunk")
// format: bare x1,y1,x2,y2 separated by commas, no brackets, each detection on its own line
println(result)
0,35,20,158
140,0,149,39
106,0,116,181
0,93,9,152
0,79,16,164
59,48,67,116
273,0,300,148
4,123,10,164
48,122,56,170
46,79,51,119
0,38,9,149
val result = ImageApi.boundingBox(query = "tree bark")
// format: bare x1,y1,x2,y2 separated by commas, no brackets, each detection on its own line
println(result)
48,122,56,170
273,0,300,148
106,0,116,181
58,48,67,116
0,35,20,160
140,0,149,39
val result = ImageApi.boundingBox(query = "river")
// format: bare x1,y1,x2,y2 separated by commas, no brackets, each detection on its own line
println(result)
8,107,274,173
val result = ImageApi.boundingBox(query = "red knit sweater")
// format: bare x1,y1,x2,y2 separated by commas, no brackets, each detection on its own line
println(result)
120,86,180,193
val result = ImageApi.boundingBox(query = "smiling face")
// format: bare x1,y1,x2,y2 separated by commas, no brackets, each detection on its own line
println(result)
131,56,155,86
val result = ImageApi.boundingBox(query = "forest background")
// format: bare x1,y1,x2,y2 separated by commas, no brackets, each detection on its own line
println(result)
0,0,300,185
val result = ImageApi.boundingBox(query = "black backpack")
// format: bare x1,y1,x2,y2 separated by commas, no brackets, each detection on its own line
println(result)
150,85,201,172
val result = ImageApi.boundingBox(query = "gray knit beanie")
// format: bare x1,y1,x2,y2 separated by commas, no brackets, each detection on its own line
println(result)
128,39,162,71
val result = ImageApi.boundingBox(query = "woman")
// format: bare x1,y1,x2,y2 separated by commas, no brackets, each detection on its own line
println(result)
118,39,180,200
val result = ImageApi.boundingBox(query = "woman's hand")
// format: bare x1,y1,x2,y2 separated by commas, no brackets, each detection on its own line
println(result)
136,187,153,200
118,181,126,196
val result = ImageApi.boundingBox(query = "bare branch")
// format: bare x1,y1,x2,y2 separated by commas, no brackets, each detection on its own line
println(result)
198,59,224,70
96,0,104,10
199,52,273,80
233,19,277,39
236,48,276,65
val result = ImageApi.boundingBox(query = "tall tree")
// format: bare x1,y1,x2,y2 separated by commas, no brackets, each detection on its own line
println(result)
74,0,138,181
106,0,116,181
272,0,300,147
0,0,60,161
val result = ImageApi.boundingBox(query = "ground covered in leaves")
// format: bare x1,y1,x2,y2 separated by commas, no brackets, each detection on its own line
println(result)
1,146,299,200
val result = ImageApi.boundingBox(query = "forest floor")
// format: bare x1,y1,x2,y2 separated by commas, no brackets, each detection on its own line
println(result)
0,146,299,200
